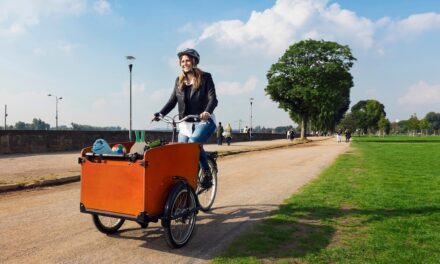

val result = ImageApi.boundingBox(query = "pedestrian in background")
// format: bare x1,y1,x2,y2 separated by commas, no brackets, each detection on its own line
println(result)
217,122,224,145
336,129,342,143
289,129,295,141
345,129,351,143
224,123,232,145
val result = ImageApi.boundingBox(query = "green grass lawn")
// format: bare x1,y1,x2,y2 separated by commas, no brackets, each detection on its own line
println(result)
214,136,440,264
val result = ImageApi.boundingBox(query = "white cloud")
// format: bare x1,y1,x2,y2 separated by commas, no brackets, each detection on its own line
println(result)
217,77,258,96
180,0,440,56
398,81,440,105
185,0,375,55
0,0,87,37
94,0,111,15
390,12,440,36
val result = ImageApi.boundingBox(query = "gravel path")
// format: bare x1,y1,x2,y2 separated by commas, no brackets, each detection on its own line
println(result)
0,138,348,264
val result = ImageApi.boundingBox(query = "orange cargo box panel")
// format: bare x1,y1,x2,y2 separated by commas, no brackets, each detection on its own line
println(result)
143,143,199,216
80,158,145,218
80,143,200,218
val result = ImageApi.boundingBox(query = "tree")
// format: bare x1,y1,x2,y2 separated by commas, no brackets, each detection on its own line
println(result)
336,112,356,133
397,120,409,134
419,118,429,135
351,99,386,134
273,125,294,134
378,115,391,136
71,122,123,131
31,118,50,130
425,112,440,134
15,121,29,130
265,39,356,139
407,114,420,136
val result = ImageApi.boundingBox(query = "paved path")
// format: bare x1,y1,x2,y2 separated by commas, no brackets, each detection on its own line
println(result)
0,138,329,186
0,138,349,264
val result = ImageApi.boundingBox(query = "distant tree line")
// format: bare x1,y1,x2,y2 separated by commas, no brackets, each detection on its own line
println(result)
391,112,440,135
253,125,295,134
337,100,440,136
0,118,123,131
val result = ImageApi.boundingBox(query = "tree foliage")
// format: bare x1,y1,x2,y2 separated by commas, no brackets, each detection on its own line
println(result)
8,119,122,131
351,99,386,133
425,112,440,132
70,123,122,131
419,118,429,135
265,39,356,139
378,115,391,136
407,114,420,135
337,113,357,132
14,118,50,130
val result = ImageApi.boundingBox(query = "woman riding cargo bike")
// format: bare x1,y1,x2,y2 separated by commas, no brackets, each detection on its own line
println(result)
79,48,218,248
153,48,218,207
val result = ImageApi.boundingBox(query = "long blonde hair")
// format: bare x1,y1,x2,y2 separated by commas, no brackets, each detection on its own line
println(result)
178,67,203,91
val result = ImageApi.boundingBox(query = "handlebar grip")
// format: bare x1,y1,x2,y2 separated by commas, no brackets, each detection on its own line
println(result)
152,112,162,122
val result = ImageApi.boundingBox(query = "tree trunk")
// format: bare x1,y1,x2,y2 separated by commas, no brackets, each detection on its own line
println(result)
301,115,308,140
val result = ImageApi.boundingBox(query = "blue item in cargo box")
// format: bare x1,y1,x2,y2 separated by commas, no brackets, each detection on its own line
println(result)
92,138,113,154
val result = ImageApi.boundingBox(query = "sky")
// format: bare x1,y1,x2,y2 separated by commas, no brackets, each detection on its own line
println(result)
1,0,440,130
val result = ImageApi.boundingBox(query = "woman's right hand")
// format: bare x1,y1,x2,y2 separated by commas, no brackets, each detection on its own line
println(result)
151,112,161,122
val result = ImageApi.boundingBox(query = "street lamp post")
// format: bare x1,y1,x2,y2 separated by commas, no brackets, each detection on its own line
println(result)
4,104,7,130
250,98,254,140
48,94,62,129
126,55,136,141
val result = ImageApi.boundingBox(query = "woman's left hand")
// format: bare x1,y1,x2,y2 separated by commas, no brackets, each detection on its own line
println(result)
200,111,211,121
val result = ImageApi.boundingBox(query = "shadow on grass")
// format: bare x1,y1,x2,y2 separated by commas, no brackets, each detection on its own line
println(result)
222,205,440,260
103,203,440,261
353,139,440,143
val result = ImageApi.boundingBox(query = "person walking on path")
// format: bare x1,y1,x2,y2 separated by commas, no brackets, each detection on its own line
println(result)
336,129,342,143
153,48,218,189
216,122,224,145
345,129,351,143
224,123,232,145
289,129,295,141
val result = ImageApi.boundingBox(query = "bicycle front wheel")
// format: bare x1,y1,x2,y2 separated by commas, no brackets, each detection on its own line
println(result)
163,182,197,248
196,158,217,212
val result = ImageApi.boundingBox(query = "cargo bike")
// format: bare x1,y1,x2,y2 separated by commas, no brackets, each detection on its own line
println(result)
79,115,218,248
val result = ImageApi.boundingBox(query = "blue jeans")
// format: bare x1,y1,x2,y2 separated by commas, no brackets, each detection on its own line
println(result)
178,119,216,169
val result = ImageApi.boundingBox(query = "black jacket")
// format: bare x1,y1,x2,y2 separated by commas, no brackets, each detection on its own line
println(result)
159,72,218,119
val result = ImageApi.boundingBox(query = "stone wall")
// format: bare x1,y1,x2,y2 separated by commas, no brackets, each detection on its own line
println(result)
0,130,284,154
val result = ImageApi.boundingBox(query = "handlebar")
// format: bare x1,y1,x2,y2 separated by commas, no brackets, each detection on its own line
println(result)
152,114,201,124
151,114,203,143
